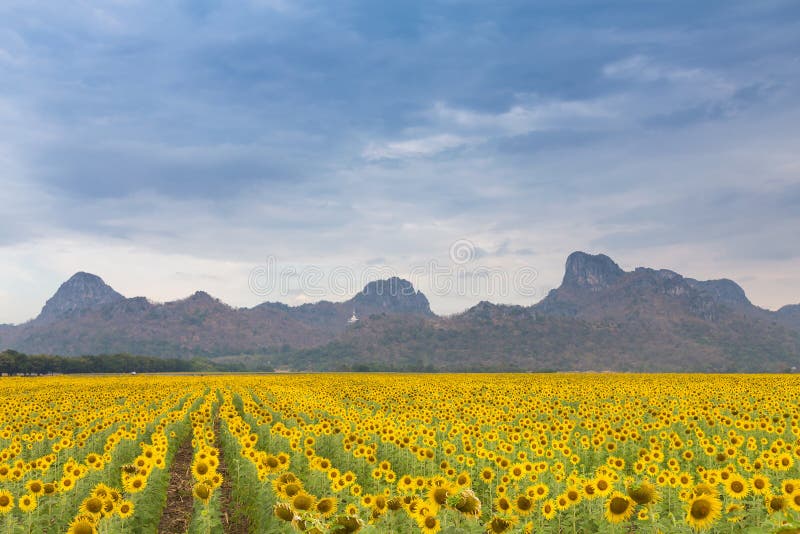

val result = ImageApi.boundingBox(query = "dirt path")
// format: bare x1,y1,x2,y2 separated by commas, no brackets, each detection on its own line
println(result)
215,418,251,534
157,436,195,534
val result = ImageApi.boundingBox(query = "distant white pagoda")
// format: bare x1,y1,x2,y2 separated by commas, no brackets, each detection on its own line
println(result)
348,309,359,324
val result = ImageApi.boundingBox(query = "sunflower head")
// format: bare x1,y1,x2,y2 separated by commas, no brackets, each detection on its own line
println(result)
452,489,481,516
292,492,315,511
192,482,212,504
316,497,338,517
66,515,97,534
605,492,634,524
515,494,533,515
273,502,295,522
0,491,12,514
487,516,514,533
627,480,658,505
333,514,364,533
767,494,787,514
686,494,723,531
118,500,134,519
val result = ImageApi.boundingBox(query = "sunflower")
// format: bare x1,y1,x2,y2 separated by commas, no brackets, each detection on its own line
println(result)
604,492,634,524
80,496,105,518
509,463,525,481
594,475,613,496
782,479,800,495
372,494,387,514
514,494,534,516
529,483,549,501
264,455,280,471
0,490,13,514
685,494,722,531
766,493,786,514
582,481,598,500
414,501,439,521
60,475,77,492
292,492,316,512
123,475,147,493
788,490,800,513
541,499,557,520
564,485,582,506
455,471,471,488
117,500,134,519
387,497,403,512
775,453,794,471
627,479,658,505
25,479,44,496
418,513,441,534
487,516,515,533
751,474,770,495
480,467,495,483
453,489,481,516
193,481,212,504
495,495,513,514
316,497,337,518
192,459,212,479
428,484,451,506
333,514,363,533
725,503,744,523
19,494,36,513
66,515,97,534
281,481,303,499
273,502,294,522
723,475,749,500
692,482,718,498
101,497,114,515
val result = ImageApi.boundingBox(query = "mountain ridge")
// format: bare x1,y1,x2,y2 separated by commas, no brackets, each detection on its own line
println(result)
0,273,433,357
1,252,798,371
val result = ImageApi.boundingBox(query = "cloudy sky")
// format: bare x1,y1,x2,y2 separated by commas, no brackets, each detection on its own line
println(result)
1,1,799,323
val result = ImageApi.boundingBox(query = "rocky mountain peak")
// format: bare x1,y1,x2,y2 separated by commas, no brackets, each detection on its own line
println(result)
37,272,125,322
686,278,751,307
351,277,434,316
562,251,624,291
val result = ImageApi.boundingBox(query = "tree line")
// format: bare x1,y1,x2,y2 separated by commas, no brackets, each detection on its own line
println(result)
0,349,227,375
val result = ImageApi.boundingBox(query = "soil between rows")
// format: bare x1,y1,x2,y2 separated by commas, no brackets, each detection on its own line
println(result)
157,436,195,534
215,417,251,534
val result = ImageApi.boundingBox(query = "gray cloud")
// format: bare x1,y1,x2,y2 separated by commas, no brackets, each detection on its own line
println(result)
0,1,799,322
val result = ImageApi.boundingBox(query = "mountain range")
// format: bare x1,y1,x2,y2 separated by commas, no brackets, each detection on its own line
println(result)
1,252,798,372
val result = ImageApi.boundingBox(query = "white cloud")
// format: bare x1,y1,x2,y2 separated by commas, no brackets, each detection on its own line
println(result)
361,97,617,161
432,98,617,136
603,54,738,99
362,134,477,161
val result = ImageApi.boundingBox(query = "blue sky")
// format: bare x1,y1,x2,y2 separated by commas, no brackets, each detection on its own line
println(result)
1,0,799,322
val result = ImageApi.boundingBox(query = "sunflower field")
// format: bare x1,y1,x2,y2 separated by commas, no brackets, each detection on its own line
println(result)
1,374,800,533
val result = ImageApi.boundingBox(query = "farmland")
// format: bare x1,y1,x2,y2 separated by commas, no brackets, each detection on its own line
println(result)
1,374,799,533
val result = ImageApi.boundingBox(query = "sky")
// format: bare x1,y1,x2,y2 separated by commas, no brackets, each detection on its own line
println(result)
1,0,799,324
